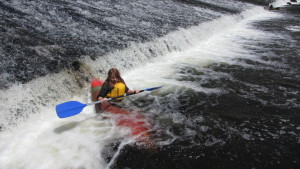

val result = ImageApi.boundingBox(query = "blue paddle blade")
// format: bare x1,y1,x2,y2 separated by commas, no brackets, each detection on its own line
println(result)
144,86,163,91
56,101,87,118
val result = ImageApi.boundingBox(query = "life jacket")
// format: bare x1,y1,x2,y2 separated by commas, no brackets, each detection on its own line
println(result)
106,82,126,101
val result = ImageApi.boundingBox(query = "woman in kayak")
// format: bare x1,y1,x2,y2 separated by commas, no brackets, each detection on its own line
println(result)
95,68,153,145
97,68,140,104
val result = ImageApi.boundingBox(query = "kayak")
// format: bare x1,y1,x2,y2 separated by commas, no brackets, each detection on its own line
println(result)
91,78,152,146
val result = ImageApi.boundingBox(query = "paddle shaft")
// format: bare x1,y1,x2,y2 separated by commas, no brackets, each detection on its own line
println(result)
56,86,162,118
86,90,145,106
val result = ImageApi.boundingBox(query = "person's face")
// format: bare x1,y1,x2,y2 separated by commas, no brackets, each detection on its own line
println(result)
110,76,118,84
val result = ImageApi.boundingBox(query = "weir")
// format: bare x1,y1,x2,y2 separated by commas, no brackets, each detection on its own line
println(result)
2,0,300,169
0,6,266,130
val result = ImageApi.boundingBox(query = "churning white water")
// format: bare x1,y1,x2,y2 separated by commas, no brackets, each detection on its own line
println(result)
0,6,284,169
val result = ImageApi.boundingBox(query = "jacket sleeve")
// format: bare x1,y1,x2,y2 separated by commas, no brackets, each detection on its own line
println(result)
97,82,111,98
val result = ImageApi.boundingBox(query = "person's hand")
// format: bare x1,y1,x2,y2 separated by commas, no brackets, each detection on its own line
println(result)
127,89,140,94
98,97,108,101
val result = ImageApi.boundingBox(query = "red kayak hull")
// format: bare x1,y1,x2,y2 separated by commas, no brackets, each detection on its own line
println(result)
91,78,152,146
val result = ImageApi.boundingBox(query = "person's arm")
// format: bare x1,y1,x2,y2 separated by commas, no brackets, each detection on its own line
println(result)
128,89,140,94
97,82,110,101
126,86,140,94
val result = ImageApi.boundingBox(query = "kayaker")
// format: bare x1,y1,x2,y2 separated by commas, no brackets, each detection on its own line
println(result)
97,68,140,107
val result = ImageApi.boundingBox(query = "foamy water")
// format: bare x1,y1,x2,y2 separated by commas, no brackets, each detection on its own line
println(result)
1,4,295,169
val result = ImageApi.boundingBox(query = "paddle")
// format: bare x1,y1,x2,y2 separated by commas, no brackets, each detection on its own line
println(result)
56,86,163,118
